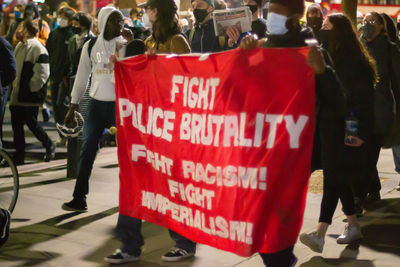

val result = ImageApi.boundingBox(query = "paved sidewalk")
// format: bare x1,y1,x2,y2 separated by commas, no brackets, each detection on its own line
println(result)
0,113,399,266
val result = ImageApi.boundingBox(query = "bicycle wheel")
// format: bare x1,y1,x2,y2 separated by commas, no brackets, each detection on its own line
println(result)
0,149,19,213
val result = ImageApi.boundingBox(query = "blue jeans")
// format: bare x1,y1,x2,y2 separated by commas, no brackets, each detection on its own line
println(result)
117,214,196,254
0,87,9,147
73,98,115,200
392,145,400,174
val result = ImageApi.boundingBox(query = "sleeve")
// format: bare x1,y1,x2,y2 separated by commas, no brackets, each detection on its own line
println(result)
170,35,191,54
70,41,92,104
0,38,17,87
315,65,346,118
29,48,50,92
46,31,53,56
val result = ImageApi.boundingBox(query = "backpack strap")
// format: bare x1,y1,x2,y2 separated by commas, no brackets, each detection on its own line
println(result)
88,37,97,59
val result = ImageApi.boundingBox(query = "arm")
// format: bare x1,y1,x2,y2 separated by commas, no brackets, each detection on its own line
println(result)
0,37,17,87
70,41,92,105
29,49,50,92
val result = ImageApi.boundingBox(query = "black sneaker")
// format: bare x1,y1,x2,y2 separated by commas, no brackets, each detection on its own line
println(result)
62,198,87,212
104,249,140,264
161,247,195,262
0,209,10,248
44,142,56,162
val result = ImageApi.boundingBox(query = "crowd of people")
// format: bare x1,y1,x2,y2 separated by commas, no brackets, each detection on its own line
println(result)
1,0,400,266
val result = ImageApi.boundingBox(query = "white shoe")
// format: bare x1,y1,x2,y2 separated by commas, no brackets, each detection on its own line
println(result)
396,184,400,191
337,224,363,244
299,231,324,253
104,249,140,264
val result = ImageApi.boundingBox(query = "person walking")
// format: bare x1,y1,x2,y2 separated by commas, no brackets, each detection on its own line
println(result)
300,13,377,252
9,19,55,165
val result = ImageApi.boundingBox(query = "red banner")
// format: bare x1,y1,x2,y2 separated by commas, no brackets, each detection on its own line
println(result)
115,47,315,256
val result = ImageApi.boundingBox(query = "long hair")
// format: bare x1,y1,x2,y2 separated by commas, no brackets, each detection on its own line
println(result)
328,13,378,85
148,0,180,43
381,13,399,42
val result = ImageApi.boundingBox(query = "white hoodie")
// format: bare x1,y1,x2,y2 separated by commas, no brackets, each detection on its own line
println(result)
71,7,126,104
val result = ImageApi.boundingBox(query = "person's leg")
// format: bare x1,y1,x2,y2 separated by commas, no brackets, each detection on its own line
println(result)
366,134,383,199
9,106,26,164
259,246,297,267
116,214,143,255
168,230,196,253
392,145,400,174
0,87,9,146
72,99,107,201
24,106,53,149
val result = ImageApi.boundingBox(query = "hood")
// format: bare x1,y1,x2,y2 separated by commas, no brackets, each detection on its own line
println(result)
97,7,123,38
24,3,40,20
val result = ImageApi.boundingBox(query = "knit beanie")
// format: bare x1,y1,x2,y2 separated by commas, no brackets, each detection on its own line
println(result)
269,0,305,16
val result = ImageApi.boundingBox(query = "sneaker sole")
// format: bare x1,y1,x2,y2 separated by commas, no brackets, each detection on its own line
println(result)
161,254,194,262
61,204,88,213
104,256,139,264
299,234,323,253
336,234,363,244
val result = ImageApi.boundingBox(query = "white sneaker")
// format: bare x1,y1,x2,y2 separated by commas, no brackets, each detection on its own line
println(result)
299,231,324,253
396,183,400,191
337,224,363,244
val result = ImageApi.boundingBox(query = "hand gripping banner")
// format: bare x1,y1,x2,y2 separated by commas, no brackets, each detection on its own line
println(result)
115,47,315,256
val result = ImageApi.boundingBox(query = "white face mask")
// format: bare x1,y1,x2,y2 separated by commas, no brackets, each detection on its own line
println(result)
267,12,288,35
142,13,152,28
57,18,69,28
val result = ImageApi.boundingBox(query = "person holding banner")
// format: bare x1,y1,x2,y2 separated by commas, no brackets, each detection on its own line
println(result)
300,13,377,253
105,0,196,264
62,6,133,211
240,0,348,265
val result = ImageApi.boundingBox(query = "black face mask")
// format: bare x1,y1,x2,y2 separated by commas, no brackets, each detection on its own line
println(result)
72,27,82,34
318,29,333,49
193,9,209,23
307,16,323,33
247,5,258,14
362,22,377,40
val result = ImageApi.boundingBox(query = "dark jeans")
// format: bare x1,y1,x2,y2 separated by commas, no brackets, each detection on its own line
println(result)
50,79,68,127
259,246,297,267
10,105,52,160
73,98,115,200
117,214,196,255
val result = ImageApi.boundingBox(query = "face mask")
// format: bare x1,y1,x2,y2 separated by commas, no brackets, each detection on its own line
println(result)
142,13,152,28
362,22,376,40
193,9,209,23
247,5,258,14
14,11,21,19
307,16,323,33
267,12,288,35
57,18,69,28
72,27,82,34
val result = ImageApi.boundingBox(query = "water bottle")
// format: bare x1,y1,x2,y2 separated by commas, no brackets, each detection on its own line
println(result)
345,112,359,144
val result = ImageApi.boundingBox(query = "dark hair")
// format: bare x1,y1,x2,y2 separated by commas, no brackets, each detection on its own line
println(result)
59,7,76,20
148,0,180,43
368,12,386,34
72,12,92,30
23,19,39,36
130,8,138,16
328,14,378,85
380,13,398,42
306,4,323,17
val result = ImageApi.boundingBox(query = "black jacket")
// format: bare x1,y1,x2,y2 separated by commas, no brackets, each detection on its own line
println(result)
66,32,95,79
365,33,400,134
46,26,74,81
251,18,267,39
185,19,229,53
0,36,17,93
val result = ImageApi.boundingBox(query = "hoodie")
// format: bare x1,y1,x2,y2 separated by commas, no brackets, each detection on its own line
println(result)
71,7,126,104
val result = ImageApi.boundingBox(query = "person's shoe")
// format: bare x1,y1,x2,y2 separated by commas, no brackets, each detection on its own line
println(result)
161,247,195,262
396,183,400,191
62,198,87,212
44,142,56,162
55,137,67,147
337,224,363,244
0,209,10,248
299,231,324,253
104,249,140,264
